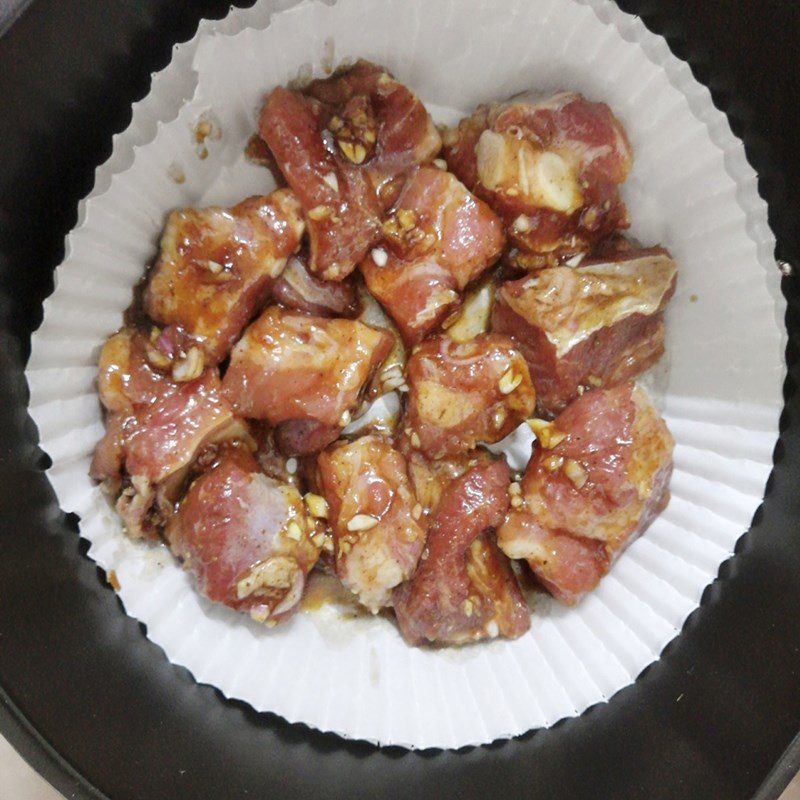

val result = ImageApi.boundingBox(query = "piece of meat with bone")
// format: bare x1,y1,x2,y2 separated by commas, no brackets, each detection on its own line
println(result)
401,333,535,459
165,445,322,625
89,328,246,539
393,458,530,646
442,92,633,268
305,59,442,207
144,190,304,364
496,382,674,605
492,246,677,417
222,306,393,455
259,61,440,280
271,251,360,318
316,434,426,612
259,87,381,282
360,165,505,345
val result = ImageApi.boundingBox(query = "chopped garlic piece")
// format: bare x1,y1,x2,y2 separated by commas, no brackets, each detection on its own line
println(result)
346,514,380,532
172,347,204,382
498,369,523,395
371,247,388,267
564,458,588,489
304,493,329,519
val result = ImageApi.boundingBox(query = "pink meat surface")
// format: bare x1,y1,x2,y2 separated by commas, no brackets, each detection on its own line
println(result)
442,92,633,268
222,306,392,455
271,252,360,318
166,446,321,624
393,458,529,646
360,165,504,345
497,382,674,604
305,59,442,207
144,190,304,363
402,333,535,458
317,434,426,612
90,328,244,539
492,246,677,416
258,61,441,280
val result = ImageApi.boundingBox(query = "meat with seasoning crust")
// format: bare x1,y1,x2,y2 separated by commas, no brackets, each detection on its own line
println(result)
144,190,304,363
401,333,535,459
90,328,246,539
393,458,529,646
259,60,440,280
496,382,674,604
166,445,321,625
222,306,393,455
492,246,677,416
305,59,442,207
317,434,426,612
360,165,505,345
442,92,632,269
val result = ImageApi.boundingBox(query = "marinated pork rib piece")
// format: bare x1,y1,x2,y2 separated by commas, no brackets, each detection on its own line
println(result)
90,328,245,539
496,383,674,605
305,59,442,207
401,333,535,459
144,190,304,363
259,61,440,280
360,165,505,345
317,434,426,612
222,307,393,455
271,252,360,318
259,87,380,282
166,445,322,625
492,246,677,416
442,92,633,268
393,459,529,646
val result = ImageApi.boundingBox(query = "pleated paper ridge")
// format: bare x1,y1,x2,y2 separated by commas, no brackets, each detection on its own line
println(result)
26,0,785,749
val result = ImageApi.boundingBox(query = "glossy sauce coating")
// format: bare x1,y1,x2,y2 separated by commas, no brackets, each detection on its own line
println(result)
90,328,244,538
317,434,426,612
305,59,442,207
259,60,441,280
360,165,505,345
144,191,304,363
259,86,381,281
493,247,677,416
496,383,674,604
393,459,530,645
402,333,535,458
166,446,321,624
443,92,632,268
222,306,393,454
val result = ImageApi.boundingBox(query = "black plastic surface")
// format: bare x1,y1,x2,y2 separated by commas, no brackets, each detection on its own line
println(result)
0,2,799,799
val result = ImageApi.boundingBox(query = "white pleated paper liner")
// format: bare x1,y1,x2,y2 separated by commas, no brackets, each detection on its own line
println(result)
25,0,785,750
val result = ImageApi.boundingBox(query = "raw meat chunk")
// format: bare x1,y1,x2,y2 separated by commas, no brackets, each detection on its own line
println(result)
401,333,535,458
443,92,632,268
144,191,304,362
394,459,529,645
317,434,426,612
492,246,676,415
166,445,321,624
222,307,392,455
360,165,504,345
496,383,674,604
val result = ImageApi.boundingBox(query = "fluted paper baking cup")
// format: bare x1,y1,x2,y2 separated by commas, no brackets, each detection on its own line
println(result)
26,0,785,749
